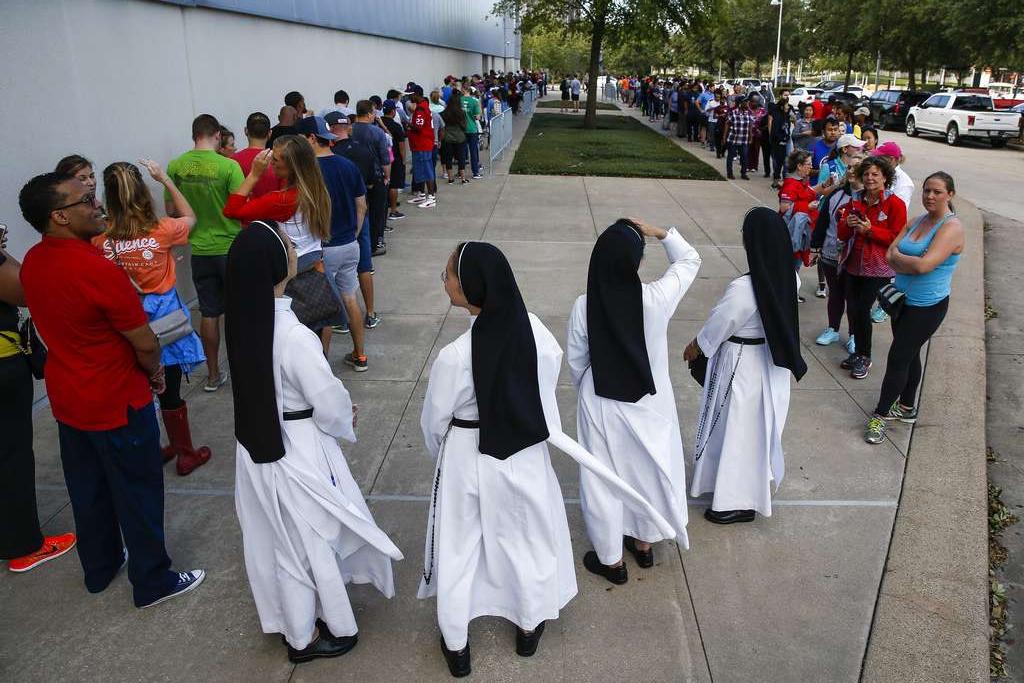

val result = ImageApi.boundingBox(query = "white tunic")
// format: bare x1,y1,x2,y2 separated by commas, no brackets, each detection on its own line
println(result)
567,229,701,564
417,314,577,651
235,297,402,649
689,276,793,516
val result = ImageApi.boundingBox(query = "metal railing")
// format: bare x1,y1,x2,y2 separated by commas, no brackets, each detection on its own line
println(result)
486,87,538,174
600,81,619,102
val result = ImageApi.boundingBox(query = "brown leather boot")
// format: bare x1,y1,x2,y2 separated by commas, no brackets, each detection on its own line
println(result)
161,404,212,476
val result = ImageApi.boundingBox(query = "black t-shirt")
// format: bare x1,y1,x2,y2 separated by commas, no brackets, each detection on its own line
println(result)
0,253,19,335
333,138,378,186
382,118,406,162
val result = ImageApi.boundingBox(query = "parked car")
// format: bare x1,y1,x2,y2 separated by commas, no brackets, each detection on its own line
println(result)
867,89,932,129
812,80,845,91
791,87,823,104
905,91,1021,147
827,85,867,96
816,90,866,107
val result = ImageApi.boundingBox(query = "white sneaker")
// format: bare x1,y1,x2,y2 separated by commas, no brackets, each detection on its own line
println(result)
407,193,427,204
419,196,437,208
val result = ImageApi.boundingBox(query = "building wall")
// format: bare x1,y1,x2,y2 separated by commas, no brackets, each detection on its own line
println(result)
0,0,518,262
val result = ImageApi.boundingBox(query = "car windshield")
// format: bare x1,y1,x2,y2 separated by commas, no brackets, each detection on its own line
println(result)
954,95,993,111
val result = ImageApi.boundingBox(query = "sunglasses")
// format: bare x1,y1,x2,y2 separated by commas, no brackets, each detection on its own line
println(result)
53,192,98,211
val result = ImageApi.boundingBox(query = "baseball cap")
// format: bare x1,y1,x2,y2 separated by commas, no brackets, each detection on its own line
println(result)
323,110,351,127
873,141,903,159
296,115,337,140
836,133,866,150
854,106,870,116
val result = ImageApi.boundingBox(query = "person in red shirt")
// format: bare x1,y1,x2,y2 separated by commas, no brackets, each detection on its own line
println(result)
407,90,438,207
231,112,280,200
837,156,907,379
18,171,205,608
779,150,835,280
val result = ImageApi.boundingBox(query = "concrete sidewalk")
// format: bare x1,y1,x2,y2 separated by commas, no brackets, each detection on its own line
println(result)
0,101,974,682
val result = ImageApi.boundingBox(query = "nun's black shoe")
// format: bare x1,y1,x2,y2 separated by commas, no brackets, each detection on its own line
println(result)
441,637,471,678
516,620,546,656
624,537,655,568
583,551,628,585
286,631,358,663
704,508,756,525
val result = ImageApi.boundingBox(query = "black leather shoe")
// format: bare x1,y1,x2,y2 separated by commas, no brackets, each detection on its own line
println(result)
516,620,546,657
287,631,358,663
704,508,756,524
441,637,471,677
583,551,628,585
624,537,654,568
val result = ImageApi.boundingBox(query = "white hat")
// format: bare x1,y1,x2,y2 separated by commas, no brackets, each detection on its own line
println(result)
836,133,867,150
854,106,870,116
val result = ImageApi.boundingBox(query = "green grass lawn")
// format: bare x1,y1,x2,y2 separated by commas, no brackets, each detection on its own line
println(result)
535,99,620,110
509,114,722,180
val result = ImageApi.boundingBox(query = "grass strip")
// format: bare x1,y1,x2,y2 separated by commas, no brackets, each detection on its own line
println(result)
510,114,721,180
535,100,620,110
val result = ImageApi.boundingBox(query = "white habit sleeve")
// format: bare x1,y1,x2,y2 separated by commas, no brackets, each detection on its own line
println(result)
644,228,702,313
283,327,357,443
420,344,474,459
696,277,758,358
565,296,590,390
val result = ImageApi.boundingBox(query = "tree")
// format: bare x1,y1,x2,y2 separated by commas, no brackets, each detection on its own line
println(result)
494,0,707,128
522,26,591,76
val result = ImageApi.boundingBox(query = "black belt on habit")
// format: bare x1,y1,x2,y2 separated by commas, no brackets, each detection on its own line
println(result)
283,408,314,421
451,417,480,429
728,336,765,345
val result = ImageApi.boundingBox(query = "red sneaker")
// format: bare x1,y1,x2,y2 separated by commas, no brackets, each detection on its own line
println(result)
8,533,77,572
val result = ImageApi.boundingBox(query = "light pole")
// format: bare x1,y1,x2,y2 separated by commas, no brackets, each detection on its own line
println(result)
770,0,783,86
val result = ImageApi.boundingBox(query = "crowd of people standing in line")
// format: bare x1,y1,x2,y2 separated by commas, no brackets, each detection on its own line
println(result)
0,66,962,677
617,74,963,445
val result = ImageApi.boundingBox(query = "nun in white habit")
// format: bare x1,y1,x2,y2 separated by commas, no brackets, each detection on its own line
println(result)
419,241,675,678
684,208,808,524
566,218,701,583
225,221,402,663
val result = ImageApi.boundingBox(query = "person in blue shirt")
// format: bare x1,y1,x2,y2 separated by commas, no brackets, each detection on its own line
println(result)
811,117,841,173
864,172,963,445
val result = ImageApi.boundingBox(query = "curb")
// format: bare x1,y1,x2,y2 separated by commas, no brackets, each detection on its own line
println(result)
860,197,989,681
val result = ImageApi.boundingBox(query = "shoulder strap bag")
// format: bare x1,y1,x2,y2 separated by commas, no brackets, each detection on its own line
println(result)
107,238,193,347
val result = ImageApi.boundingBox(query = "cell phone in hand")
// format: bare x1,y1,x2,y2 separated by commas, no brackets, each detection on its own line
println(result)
0,223,8,248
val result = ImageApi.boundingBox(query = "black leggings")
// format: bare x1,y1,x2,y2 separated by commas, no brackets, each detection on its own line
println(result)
0,356,43,558
159,364,185,410
770,143,787,180
873,297,949,415
846,274,891,358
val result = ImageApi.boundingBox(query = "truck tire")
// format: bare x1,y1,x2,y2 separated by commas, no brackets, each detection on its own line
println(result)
905,116,919,137
991,138,1007,149
946,123,961,146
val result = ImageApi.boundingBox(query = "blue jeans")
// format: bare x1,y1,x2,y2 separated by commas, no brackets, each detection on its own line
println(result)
57,403,178,606
466,133,481,175
726,142,749,177
412,150,435,184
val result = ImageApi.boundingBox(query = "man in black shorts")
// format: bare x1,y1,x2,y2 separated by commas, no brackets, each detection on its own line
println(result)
381,103,407,220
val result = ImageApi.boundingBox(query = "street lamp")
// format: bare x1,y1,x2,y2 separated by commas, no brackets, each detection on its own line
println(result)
770,0,782,87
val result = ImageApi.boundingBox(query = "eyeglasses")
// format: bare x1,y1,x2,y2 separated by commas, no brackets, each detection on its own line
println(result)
53,192,98,211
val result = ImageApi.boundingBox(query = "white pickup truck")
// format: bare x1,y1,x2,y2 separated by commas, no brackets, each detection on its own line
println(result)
905,91,1020,147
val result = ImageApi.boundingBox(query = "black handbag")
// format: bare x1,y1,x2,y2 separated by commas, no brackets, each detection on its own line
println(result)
1,315,46,380
285,263,341,326
876,282,905,318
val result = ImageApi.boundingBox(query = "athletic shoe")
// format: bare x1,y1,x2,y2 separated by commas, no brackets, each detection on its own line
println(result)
138,570,205,609
419,196,437,208
384,223,394,233
850,355,872,379
372,245,387,257
864,416,886,444
472,173,483,179
407,193,427,204
887,402,919,423
8,533,77,573
331,323,350,335
815,284,827,298
344,352,368,372
840,352,858,370
871,304,889,324
815,328,840,346
204,372,227,392
845,336,856,355
364,313,381,329
388,211,406,220
797,294,806,304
